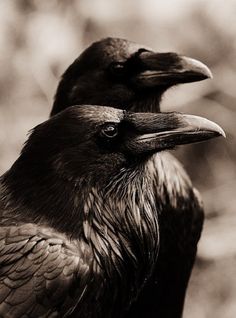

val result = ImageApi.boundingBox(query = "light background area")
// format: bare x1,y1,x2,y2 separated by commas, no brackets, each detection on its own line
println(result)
0,1,236,317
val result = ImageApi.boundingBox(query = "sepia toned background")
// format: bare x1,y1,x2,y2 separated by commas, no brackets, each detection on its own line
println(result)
0,1,235,317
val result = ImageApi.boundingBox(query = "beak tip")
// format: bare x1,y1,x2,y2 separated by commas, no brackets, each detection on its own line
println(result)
203,67,213,80
209,120,226,138
182,114,226,139
208,70,213,79
218,128,226,138
181,56,213,81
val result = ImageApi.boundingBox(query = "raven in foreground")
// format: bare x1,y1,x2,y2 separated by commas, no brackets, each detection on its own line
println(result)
51,38,213,317
0,105,224,317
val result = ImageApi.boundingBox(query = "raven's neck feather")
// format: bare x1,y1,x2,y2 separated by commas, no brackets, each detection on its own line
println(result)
52,89,163,116
0,151,193,313
147,152,193,210
129,94,162,113
0,158,160,308
0,151,192,235
0,158,160,249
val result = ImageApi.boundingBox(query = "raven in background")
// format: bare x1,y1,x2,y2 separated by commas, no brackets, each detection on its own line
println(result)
51,38,213,317
0,105,224,317
52,38,211,116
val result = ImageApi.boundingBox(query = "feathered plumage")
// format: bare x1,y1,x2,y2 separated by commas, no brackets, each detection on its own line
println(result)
0,105,224,317
50,37,214,317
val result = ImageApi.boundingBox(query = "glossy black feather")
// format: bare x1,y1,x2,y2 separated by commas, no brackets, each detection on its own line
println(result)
0,106,168,317
51,37,205,318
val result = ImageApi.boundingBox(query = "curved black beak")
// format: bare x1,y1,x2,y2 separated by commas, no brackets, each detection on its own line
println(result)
125,112,225,154
133,51,212,88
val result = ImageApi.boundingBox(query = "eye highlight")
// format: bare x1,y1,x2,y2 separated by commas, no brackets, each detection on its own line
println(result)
101,123,118,138
109,62,126,76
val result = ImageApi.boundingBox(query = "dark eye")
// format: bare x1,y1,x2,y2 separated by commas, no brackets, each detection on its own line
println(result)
132,48,152,60
101,124,118,138
109,62,126,76
137,48,150,55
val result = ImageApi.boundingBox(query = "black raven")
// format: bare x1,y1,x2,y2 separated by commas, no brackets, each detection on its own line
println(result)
0,105,224,317
51,38,211,116
51,38,213,317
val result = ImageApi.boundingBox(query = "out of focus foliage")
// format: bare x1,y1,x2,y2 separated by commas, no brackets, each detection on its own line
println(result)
0,1,235,317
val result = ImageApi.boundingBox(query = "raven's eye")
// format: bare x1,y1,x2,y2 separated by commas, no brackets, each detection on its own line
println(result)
109,62,125,76
137,48,151,55
132,49,151,60
101,124,118,138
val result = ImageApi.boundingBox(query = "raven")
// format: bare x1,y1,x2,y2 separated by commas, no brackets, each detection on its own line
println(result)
0,105,224,317
52,38,211,116
51,38,213,317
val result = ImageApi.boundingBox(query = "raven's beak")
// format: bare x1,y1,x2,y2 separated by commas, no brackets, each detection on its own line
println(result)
126,112,225,154
133,51,212,87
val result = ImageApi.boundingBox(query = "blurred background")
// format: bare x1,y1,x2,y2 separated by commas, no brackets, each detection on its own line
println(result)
0,0,235,317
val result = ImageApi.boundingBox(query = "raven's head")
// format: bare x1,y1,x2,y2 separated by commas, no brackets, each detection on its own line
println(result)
22,105,224,183
4,105,224,235
51,37,212,116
